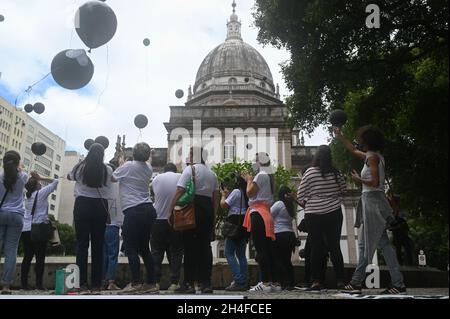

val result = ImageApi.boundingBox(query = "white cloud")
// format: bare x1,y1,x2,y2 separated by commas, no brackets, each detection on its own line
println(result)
0,0,327,162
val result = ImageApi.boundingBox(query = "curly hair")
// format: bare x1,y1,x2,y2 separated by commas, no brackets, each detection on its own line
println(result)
357,125,385,152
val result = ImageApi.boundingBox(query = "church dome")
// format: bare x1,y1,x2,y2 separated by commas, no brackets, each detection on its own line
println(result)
194,40,274,92
188,1,281,106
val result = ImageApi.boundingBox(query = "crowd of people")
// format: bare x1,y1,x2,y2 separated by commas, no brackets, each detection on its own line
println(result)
0,125,409,295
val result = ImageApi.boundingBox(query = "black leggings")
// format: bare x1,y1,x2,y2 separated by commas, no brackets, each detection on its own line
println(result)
305,208,345,283
273,232,296,287
251,212,278,283
20,231,47,288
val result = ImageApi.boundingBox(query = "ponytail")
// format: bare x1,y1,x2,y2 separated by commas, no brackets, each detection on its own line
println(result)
2,151,21,192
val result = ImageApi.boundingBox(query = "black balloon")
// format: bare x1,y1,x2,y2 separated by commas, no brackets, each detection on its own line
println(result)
329,109,348,127
75,1,118,50
175,89,184,99
95,136,109,149
84,139,95,151
31,142,47,156
134,114,148,129
33,102,45,114
51,49,94,90
143,38,150,46
24,104,34,113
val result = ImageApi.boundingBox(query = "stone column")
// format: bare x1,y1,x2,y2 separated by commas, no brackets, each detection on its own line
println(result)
342,192,359,264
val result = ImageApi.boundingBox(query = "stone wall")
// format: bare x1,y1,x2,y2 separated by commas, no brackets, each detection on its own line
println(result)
2,257,447,290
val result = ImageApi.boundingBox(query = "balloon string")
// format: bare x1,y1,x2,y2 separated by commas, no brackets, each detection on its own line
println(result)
14,72,51,108
83,45,110,117
137,129,143,143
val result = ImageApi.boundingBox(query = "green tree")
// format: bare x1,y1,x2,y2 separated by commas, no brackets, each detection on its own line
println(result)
254,0,449,269
212,161,296,225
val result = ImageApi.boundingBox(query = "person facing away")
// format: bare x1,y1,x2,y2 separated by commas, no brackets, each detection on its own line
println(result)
220,176,249,292
169,147,219,294
112,142,158,295
150,163,183,292
68,143,115,292
21,172,59,290
387,194,414,266
102,161,124,291
241,152,281,293
0,151,28,295
334,125,407,295
297,145,347,291
271,186,297,290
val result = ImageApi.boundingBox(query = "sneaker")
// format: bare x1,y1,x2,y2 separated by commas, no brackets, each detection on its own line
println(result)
381,286,407,295
119,283,142,295
225,282,247,292
340,283,362,294
200,284,213,294
176,283,196,294
106,282,121,291
305,282,324,292
140,283,159,294
294,283,311,290
270,283,282,292
1,286,12,295
168,284,180,292
249,282,272,293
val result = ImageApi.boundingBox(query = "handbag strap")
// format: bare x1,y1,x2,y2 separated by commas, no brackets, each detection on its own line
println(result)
97,188,112,224
0,190,9,209
30,191,39,217
190,165,196,188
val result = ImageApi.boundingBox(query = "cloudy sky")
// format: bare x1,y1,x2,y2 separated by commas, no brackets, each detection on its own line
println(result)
0,0,327,160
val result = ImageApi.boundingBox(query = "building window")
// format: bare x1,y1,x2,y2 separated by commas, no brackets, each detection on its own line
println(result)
36,156,52,167
55,164,60,171
224,141,235,162
34,164,51,177
260,81,266,88
50,205,55,211
51,194,57,201
56,155,61,161
228,77,237,84
38,132,55,146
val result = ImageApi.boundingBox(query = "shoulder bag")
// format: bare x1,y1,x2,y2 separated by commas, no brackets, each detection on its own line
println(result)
172,165,196,231
221,190,246,240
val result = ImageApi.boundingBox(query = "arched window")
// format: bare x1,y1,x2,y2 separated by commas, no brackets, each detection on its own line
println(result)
260,81,266,88
224,141,235,162
228,77,237,84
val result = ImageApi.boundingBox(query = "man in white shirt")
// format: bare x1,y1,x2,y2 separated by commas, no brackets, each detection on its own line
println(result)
150,163,183,291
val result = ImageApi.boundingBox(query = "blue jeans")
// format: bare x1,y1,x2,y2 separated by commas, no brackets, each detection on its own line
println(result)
0,212,24,285
224,238,248,285
103,225,120,281
352,230,405,288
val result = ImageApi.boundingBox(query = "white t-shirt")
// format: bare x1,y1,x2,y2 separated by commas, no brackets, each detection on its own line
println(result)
0,171,28,216
248,171,274,206
177,164,219,198
113,161,153,211
225,189,247,216
69,163,115,200
23,179,59,232
152,171,181,220
107,182,124,227
271,201,295,234
361,152,386,193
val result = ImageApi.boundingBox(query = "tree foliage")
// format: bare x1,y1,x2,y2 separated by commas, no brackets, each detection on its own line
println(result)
254,0,449,269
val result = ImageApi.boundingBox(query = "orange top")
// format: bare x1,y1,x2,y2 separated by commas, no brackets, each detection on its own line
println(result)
242,202,276,241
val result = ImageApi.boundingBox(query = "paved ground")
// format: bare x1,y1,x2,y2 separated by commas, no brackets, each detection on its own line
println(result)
2,288,448,299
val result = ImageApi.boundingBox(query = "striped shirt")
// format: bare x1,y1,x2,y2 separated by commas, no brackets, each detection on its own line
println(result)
297,167,346,215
